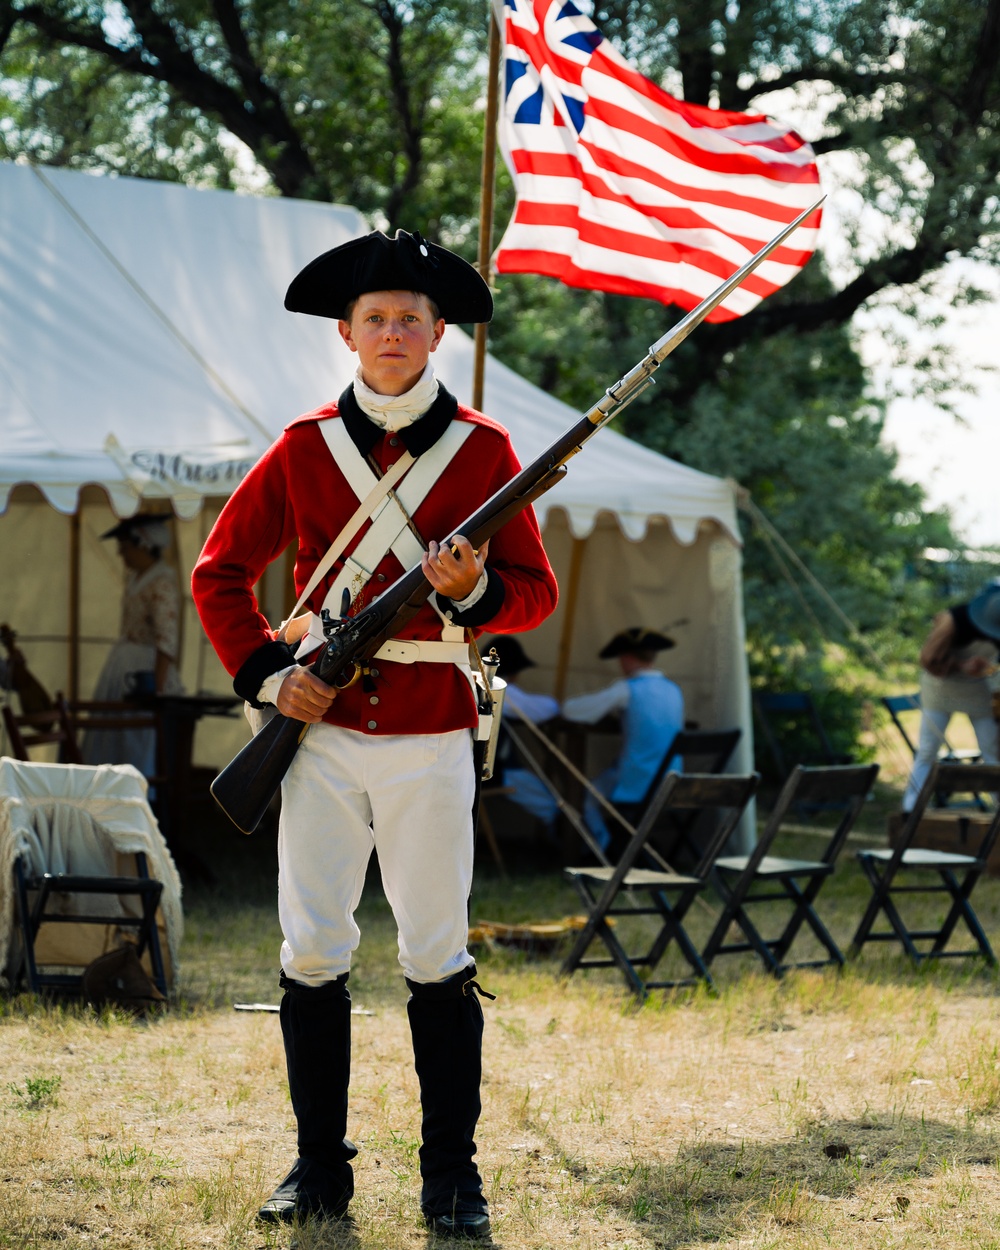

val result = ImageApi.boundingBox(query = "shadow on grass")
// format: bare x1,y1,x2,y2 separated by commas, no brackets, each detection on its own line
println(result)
571,1113,1000,1247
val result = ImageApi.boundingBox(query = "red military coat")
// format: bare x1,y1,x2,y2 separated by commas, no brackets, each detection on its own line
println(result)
192,390,558,736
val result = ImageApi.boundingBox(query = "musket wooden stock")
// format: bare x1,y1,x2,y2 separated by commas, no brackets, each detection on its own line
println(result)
209,200,824,832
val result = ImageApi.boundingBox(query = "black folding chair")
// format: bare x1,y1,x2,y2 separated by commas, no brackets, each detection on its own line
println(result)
702,763,880,976
881,693,922,758
753,692,852,779
653,728,742,780
610,727,743,864
561,772,759,997
849,762,1000,966
13,852,168,996
2,759,173,998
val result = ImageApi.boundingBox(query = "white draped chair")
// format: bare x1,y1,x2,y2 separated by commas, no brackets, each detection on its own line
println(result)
0,758,182,996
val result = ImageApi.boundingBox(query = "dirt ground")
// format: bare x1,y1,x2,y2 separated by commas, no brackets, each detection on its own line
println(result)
4,937,1000,1249
4,735,1000,1249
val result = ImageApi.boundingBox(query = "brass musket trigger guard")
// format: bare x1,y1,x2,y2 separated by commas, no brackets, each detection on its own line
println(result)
332,662,363,691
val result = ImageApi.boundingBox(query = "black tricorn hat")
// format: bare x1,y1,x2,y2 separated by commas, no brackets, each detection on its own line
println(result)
968,581,1000,642
99,513,170,543
598,627,675,659
284,229,493,324
483,635,537,676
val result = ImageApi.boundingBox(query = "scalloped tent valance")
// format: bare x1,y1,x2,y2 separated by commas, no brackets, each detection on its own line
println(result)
0,161,740,545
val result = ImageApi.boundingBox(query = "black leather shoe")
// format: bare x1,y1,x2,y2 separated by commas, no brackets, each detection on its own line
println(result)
424,1198,492,1242
257,1157,352,1224
426,1211,492,1240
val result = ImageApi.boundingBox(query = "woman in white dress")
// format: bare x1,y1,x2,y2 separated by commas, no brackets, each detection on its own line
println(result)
83,515,183,777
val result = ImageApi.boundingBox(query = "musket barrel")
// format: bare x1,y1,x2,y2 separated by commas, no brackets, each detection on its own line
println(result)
582,197,824,427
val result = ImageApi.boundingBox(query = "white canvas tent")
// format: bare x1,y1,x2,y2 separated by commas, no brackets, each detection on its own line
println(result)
0,162,753,804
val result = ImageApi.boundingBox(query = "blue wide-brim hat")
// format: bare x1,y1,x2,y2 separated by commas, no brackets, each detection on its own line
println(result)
284,229,493,324
968,581,1000,642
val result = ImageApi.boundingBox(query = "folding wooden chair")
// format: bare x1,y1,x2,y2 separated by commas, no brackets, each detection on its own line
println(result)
849,762,1000,966
63,699,169,821
702,763,880,975
610,727,743,864
64,700,166,773
2,694,82,764
561,771,759,997
753,692,852,778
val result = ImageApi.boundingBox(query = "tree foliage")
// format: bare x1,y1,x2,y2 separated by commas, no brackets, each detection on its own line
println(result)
0,1,488,227
2,0,996,720
3,1,998,321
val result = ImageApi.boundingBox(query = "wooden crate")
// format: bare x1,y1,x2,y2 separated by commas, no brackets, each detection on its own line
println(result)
887,810,1000,875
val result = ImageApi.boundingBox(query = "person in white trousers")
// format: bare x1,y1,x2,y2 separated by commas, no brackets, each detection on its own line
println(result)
192,230,557,1240
902,582,1000,812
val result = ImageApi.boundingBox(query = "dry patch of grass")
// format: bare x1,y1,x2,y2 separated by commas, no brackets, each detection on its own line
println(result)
4,828,1000,1249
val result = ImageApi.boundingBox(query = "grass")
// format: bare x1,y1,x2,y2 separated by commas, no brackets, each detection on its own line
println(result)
4,777,1000,1248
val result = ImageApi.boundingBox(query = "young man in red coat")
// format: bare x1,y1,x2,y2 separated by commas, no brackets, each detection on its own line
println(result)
192,230,557,1240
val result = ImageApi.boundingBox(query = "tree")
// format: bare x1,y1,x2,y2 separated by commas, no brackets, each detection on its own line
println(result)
2,0,991,741
7,0,992,387
3,1,998,334
0,1,488,229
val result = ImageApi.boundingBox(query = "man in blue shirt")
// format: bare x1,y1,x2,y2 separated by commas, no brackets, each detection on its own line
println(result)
563,627,683,857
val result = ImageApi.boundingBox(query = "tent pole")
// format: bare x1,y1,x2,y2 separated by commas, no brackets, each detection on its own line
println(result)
471,4,502,412
69,509,81,701
553,535,587,702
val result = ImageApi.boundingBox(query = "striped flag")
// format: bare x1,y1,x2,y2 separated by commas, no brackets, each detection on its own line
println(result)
495,0,822,321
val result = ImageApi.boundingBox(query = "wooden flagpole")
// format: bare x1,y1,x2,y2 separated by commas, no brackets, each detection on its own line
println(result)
472,4,502,412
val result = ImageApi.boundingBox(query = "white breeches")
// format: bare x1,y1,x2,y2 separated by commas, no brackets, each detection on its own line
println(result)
902,709,1000,811
277,723,477,986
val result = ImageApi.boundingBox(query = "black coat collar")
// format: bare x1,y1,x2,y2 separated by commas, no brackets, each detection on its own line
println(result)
337,383,459,459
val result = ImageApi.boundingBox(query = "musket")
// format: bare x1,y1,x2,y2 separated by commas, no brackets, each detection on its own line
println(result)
210,197,824,832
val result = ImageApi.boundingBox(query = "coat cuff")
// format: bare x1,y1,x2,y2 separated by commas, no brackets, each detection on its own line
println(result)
436,569,506,628
234,640,298,707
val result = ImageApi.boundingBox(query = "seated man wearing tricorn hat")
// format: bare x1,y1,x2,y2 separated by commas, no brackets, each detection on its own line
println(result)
562,627,684,859
192,230,557,1238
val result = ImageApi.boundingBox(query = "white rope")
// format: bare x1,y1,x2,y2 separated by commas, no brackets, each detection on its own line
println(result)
741,495,887,674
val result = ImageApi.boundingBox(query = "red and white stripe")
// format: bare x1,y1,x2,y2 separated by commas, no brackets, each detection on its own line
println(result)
495,0,822,321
